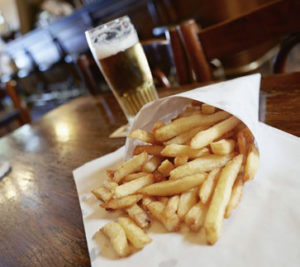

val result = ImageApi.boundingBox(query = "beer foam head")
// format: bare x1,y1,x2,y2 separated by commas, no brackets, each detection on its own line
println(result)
86,16,139,60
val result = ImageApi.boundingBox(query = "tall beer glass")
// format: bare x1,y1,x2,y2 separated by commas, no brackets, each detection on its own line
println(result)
85,16,158,123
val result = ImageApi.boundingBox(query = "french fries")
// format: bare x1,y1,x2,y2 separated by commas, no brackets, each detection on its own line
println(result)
157,159,174,177
191,116,240,149
204,154,243,244
123,172,149,182
161,144,209,158
140,173,206,196
92,186,112,202
101,194,143,210
118,217,152,249
101,222,131,257
142,156,163,173
178,187,198,218
225,175,244,218
92,100,260,257
113,152,147,183
162,195,181,231
164,126,207,145
129,129,155,144
199,168,221,204
244,145,259,181
170,154,233,180
102,180,118,191
114,174,153,198
146,200,166,224
174,155,188,166
237,130,247,157
126,204,151,228
133,145,164,156
185,202,207,231
210,139,235,155
201,103,216,114
155,111,230,141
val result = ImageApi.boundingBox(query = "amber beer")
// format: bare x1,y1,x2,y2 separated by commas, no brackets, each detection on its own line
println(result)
86,16,158,122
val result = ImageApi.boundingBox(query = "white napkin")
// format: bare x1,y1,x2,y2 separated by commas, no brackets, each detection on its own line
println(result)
73,74,300,267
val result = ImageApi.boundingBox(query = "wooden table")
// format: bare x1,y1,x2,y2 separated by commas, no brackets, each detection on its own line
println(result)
0,73,299,266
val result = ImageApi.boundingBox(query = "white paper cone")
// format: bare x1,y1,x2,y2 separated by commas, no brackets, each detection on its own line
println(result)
73,74,300,267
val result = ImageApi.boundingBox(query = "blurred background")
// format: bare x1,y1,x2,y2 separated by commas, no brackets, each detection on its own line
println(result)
0,0,299,136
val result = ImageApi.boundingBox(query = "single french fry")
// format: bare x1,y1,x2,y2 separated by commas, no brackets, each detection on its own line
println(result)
210,139,235,155
126,204,151,228
178,187,198,219
142,156,163,173
164,126,207,145
129,129,155,144
113,152,148,183
152,120,165,132
174,155,189,167
241,127,254,145
244,145,259,181
146,201,166,224
114,174,154,198
142,197,153,211
92,186,112,202
237,130,247,158
102,180,118,191
101,221,131,257
123,172,149,182
133,145,164,156
157,159,175,177
161,144,209,159
170,154,233,180
139,173,206,196
185,202,207,232
225,175,244,218
162,195,181,231
101,194,143,210
155,111,230,141
191,116,240,149
201,104,216,114
118,217,152,249
204,154,243,245
199,168,221,204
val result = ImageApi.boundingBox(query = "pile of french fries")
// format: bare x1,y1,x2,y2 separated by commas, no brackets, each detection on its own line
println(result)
92,102,259,257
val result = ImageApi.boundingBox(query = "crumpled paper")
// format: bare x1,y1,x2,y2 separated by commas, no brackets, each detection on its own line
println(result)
73,74,300,267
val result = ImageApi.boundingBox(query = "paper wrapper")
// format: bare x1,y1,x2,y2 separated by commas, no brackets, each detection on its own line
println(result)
73,74,300,267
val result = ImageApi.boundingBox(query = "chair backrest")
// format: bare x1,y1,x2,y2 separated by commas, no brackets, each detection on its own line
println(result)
0,80,31,132
5,80,31,125
168,0,300,84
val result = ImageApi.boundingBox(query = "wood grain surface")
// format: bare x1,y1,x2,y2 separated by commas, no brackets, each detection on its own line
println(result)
0,73,299,266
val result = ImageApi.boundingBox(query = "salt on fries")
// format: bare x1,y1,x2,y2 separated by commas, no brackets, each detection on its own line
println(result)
92,102,259,257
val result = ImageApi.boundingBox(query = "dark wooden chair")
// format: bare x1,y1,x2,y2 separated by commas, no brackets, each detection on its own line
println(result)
167,0,300,85
77,39,174,95
0,80,31,135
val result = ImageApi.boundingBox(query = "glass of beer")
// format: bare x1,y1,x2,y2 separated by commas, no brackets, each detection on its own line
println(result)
85,16,158,124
